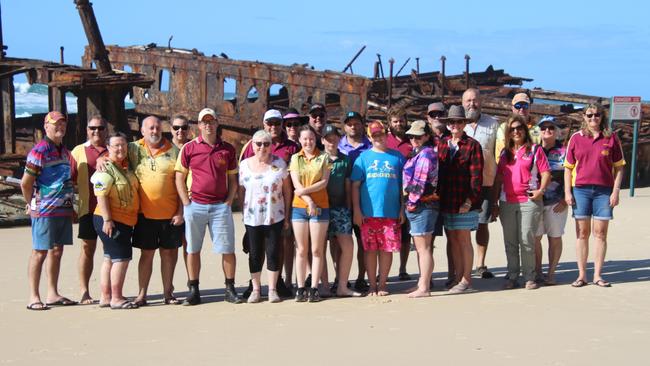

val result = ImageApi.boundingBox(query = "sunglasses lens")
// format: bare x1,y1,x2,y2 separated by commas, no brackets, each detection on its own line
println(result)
586,113,601,118
514,103,529,110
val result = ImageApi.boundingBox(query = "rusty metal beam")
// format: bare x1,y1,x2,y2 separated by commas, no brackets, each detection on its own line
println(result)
74,0,113,76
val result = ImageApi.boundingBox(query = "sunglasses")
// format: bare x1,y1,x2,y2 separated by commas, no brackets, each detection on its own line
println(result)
428,111,444,118
265,120,282,127
540,125,556,131
172,125,189,131
448,120,466,125
254,141,271,147
310,113,326,119
88,126,106,131
407,135,424,140
585,113,601,118
285,121,303,128
510,125,525,132
514,102,529,110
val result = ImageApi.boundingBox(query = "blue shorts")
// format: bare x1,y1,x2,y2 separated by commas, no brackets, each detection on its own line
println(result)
93,215,133,262
442,211,479,231
328,207,352,236
31,216,73,250
291,207,330,223
572,185,613,221
405,202,439,236
183,201,235,254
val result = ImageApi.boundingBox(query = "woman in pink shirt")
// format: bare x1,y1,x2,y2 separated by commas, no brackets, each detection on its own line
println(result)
492,115,550,290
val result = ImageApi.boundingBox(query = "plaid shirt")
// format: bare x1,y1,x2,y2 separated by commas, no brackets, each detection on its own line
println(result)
437,133,484,213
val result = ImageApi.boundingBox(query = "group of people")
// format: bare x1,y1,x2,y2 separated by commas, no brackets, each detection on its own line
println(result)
21,88,625,310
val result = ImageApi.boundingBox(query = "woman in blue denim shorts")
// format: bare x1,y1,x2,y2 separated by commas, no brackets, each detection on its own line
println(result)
402,120,439,297
564,103,626,288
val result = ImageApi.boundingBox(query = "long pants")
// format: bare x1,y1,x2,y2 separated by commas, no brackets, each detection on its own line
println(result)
245,221,283,273
499,200,542,282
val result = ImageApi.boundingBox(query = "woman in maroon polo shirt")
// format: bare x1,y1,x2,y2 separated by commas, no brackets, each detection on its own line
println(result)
564,103,625,288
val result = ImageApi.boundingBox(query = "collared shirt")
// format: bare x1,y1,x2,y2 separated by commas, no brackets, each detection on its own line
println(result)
326,150,351,208
129,138,180,219
175,136,238,204
497,144,550,203
496,121,541,162
24,137,74,217
288,148,330,209
542,141,567,206
437,133,484,213
464,114,498,186
71,141,108,217
239,133,300,163
386,132,413,158
338,135,371,165
91,161,140,226
564,131,625,187
403,146,438,211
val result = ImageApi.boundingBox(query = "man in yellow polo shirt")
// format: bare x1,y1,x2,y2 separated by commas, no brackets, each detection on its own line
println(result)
129,116,184,306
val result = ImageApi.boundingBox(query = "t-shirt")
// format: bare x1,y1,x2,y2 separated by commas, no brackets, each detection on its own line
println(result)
497,145,550,203
350,148,405,218
91,162,140,226
542,141,566,206
564,131,626,188
24,138,74,217
239,156,288,226
175,136,238,204
326,151,351,208
464,114,498,186
288,149,330,209
129,138,180,219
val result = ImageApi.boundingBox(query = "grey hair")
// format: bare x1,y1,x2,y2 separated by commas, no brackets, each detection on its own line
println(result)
252,129,272,143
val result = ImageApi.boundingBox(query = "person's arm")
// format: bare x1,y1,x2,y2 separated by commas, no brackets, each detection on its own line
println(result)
404,154,431,212
225,173,238,206
282,176,292,229
530,171,551,201
295,161,331,196
175,171,191,206
171,197,184,226
351,180,363,227
610,165,624,207
20,173,36,215
96,195,115,237
490,173,502,220
529,148,551,201
564,167,574,206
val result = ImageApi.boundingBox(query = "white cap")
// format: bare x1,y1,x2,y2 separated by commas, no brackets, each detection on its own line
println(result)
263,109,283,122
198,108,216,121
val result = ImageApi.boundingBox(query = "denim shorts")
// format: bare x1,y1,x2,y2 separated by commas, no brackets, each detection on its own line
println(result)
93,215,133,262
183,201,235,254
291,207,330,222
405,202,439,236
31,216,73,250
328,207,352,236
443,210,479,231
572,185,613,221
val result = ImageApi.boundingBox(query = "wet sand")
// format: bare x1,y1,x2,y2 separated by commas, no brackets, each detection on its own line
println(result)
1,188,649,366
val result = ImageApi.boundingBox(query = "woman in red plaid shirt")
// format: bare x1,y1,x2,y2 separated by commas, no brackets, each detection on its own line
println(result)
437,105,484,294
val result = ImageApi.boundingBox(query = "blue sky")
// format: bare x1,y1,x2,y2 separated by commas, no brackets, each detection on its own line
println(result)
4,0,649,99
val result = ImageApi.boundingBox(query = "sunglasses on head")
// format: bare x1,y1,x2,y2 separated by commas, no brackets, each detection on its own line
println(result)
428,111,444,118
310,112,326,119
540,125,555,131
254,141,271,147
585,113,601,118
510,125,525,132
88,126,106,131
514,102,529,110
172,125,189,131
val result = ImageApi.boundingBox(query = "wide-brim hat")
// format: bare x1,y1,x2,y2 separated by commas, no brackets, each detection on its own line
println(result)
440,105,470,122
405,120,427,136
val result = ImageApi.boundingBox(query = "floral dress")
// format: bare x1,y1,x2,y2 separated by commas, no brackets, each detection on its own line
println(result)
239,156,288,226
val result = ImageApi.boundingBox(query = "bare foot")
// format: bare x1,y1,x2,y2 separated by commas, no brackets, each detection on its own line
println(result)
407,288,430,298
336,289,362,297
377,290,390,296
368,287,378,296
79,292,95,305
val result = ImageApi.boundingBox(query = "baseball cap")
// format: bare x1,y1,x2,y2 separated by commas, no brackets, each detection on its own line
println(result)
405,120,428,136
322,124,341,138
512,93,531,105
44,111,66,124
427,102,445,113
537,115,559,127
367,120,385,136
309,103,326,114
344,111,363,123
198,108,216,121
263,109,283,122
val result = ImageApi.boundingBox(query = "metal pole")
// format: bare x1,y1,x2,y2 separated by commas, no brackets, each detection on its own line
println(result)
0,2,4,60
440,55,446,98
342,45,366,74
630,119,638,197
415,57,420,75
388,58,394,108
464,54,471,89
377,54,385,79
74,0,113,75
60,46,65,64
394,57,410,77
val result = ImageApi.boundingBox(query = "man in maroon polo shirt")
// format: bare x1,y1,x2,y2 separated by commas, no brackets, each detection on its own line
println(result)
175,108,241,305
239,109,299,297
386,108,413,281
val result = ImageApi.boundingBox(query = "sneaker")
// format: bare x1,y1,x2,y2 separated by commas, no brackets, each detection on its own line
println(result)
276,278,293,298
525,281,540,290
247,290,261,304
295,287,307,302
242,280,253,299
354,279,369,292
268,290,282,303
308,288,321,303
475,266,495,279
224,285,242,304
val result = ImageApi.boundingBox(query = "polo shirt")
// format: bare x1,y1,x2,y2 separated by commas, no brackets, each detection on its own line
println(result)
386,132,412,158
239,134,300,163
564,131,625,187
24,137,74,217
129,138,180,219
497,145,550,203
338,135,371,164
175,136,238,204
288,149,330,209
91,161,140,226
71,142,107,217
326,151,351,208
464,113,498,186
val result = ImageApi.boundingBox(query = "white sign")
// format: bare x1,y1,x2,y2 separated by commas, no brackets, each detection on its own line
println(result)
611,96,642,120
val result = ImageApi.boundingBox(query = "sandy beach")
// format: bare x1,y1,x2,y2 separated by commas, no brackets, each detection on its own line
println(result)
1,188,649,366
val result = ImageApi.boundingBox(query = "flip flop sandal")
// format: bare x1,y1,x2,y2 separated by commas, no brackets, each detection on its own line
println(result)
98,303,111,308
26,302,50,311
593,280,611,288
110,301,139,310
46,297,78,306
164,297,182,305
571,279,588,288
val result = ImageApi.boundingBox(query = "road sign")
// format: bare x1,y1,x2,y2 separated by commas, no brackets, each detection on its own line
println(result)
611,96,642,120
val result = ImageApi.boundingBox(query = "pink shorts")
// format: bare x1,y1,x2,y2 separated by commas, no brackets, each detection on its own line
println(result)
361,217,401,252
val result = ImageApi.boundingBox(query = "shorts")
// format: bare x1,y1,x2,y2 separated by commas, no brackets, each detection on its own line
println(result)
360,217,401,252
133,214,183,250
183,201,235,254
328,207,352,236
536,203,569,237
405,202,439,236
31,216,73,250
77,213,98,240
291,207,330,223
443,211,479,231
93,215,133,262
478,186,494,225
572,185,613,221
432,212,444,236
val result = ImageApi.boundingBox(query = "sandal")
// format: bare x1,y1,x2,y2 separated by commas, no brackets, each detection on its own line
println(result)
110,300,139,310
593,279,611,288
164,297,182,305
26,302,50,311
571,279,588,288
46,297,78,306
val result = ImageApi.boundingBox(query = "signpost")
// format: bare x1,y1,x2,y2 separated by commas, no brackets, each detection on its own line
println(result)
609,96,642,197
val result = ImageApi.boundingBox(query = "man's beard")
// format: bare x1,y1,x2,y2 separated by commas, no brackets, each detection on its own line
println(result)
146,134,162,145
465,108,481,121
390,126,406,139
